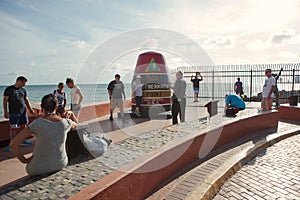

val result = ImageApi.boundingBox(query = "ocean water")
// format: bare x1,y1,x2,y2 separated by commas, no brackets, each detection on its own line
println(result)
1,82,298,119
0,84,128,119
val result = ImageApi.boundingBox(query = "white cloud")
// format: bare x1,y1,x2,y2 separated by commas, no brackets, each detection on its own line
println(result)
60,39,94,49
270,28,297,45
247,28,300,50
203,35,236,49
279,51,299,59
247,40,271,50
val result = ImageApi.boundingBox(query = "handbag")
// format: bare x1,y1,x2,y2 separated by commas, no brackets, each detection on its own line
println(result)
67,125,112,159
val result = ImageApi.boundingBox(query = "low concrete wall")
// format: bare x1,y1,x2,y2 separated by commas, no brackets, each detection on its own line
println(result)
0,100,132,146
70,111,279,200
277,105,300,122
0,108,39,146
78,100,131,123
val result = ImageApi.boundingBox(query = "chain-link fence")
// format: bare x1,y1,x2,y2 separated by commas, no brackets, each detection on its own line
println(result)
178,63,300,104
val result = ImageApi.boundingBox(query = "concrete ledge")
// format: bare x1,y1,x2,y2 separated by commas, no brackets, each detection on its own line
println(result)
77,100,131,123
277,105,300,122
70,111,279,200
0,100,131,146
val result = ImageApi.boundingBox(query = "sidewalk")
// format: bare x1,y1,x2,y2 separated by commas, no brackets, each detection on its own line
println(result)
146,121,300,200
213,133,300,200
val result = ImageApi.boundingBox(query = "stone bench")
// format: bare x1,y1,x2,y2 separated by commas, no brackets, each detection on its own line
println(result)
276,104,300,122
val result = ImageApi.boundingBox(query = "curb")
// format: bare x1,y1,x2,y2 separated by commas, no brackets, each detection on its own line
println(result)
186,126,300,200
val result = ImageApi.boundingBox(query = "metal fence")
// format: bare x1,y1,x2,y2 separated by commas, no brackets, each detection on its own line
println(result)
177,63,300,103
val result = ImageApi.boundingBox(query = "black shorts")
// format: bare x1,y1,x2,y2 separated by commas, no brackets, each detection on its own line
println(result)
135,96,142,108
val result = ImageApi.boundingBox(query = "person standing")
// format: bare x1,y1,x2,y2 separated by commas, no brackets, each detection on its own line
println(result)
10,94,77,176
191,72,203,102
261,69,276,110
132,75,143,117
234,78,243,97
52,82,67,116
66,78,84,119
107,74,126,120
272,68,283,107
171,71,187,124
3,76,35,151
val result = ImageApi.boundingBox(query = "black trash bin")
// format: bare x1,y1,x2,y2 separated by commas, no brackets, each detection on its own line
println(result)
289,95,298,106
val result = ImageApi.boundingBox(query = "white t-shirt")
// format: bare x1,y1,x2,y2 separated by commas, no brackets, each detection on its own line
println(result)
262,76,275,98
132,80,143,97
71,85,83,104
53,90,66,107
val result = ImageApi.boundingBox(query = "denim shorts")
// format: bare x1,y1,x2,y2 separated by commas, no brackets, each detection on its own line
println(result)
9,112,29,128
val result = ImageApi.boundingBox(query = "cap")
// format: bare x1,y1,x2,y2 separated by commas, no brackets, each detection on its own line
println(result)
136,75,142,79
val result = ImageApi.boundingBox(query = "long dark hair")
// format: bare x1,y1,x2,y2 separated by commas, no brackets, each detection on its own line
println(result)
41,94,57,112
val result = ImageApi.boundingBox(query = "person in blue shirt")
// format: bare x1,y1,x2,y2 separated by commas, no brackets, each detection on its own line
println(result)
224,94,245,115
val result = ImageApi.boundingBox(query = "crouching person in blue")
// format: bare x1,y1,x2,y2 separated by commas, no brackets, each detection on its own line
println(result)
10,94,77,176
224,94,245,116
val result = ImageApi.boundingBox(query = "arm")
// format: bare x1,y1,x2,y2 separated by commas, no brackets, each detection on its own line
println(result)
190,75,193,82
123,89,126,100
63,93,67,109
3,96,9,119
64,111,79,124
71,121,78,129
63,99,67,109
122,82,126,100
107,82,112,99
131,82,136,97
76,88,84,106
107,89,112,98
268,85,275,99
25,97,35,114
10,127,34,164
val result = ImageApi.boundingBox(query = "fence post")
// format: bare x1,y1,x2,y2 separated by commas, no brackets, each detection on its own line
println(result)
250,69,253,102
212,69,215,100
292,68,295,95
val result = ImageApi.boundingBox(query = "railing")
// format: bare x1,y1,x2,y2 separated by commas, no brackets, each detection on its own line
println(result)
177,63,300,103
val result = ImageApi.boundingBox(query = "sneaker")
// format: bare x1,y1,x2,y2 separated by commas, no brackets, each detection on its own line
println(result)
20,141,33,146
5,146,11,152
136,112,141,117
109,116,113,121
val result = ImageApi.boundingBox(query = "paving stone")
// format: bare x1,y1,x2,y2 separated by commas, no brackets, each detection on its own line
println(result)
214,134,300,200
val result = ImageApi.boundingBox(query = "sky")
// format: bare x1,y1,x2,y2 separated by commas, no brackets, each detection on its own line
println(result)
0,0,300,85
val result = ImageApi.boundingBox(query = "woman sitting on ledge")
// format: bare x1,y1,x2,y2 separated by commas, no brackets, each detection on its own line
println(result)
10,94,77,176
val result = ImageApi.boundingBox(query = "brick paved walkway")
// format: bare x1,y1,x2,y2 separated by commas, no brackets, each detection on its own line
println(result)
213,133,300,200
147,122,300,200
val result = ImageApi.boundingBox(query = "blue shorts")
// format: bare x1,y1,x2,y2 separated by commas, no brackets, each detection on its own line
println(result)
9,112,29,129
71,104,81,116
193,87,199,93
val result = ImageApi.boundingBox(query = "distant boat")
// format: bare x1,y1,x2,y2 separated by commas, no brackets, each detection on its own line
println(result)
131,51,171,117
